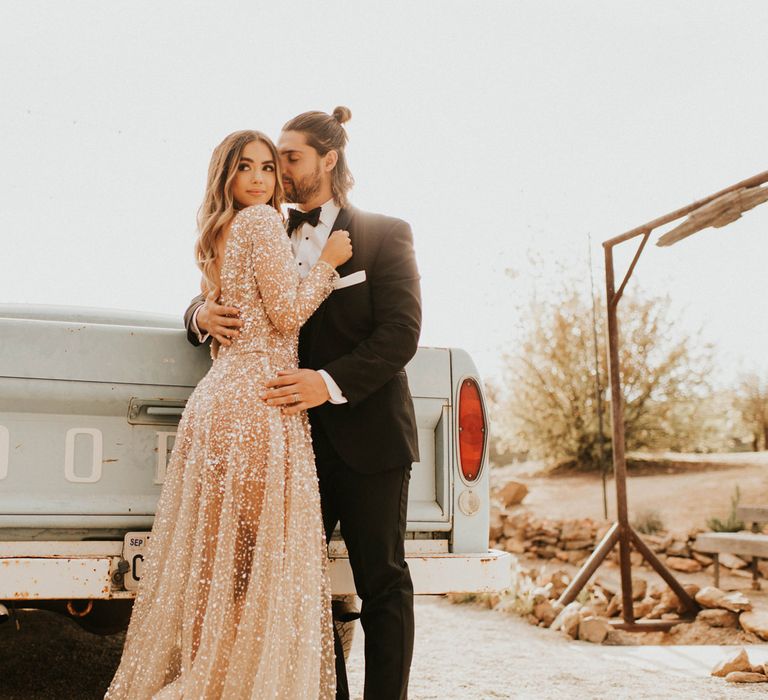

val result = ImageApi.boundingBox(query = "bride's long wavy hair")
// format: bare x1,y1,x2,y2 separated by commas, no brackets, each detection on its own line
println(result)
195,130,285,296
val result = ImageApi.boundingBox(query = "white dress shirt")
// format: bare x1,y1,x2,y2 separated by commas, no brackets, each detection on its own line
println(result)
291,198,340,278
191,198,347,404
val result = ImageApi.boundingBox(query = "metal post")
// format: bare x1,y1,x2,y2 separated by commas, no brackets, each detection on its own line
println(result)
555,172,768,630
556,233,699,628
588,234,608,519
605,245,636,623
558,523,619,607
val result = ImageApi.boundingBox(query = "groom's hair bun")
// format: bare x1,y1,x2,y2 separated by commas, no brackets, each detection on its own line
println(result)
282,107,355,206
332,106,352,125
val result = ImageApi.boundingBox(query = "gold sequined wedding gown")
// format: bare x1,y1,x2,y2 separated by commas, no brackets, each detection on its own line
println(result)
106,205,337,700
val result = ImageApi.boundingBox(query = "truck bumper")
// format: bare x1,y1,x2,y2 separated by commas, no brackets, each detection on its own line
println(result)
0,542,513,600
0,541,131,600
330,549,513,595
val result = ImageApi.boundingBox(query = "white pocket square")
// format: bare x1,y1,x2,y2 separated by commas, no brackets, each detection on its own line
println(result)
333,270,367,290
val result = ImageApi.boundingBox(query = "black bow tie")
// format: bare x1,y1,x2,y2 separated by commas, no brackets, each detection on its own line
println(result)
287,207,322,235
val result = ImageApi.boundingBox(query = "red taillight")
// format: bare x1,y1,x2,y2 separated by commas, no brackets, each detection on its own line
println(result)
458,378,485,482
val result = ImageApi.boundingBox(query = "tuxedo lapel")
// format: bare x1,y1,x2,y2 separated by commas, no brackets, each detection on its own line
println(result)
330,206,353,235
330,207,357,278
308,206,355,350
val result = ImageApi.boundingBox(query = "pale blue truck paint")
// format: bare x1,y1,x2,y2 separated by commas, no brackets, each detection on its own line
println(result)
0,304,506,602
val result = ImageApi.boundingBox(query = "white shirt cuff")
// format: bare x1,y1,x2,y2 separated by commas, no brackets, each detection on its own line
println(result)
191,306,210,343
318,370,347,404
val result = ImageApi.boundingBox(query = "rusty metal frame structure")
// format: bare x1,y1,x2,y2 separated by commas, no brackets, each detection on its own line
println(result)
557,170,768,632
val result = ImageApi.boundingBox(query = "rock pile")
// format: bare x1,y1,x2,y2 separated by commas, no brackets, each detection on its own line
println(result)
693,586,768,639
711,648,768,684
480,562,768,646
469,480,768,652
489,482,763,581
489,507,610,565
513,566,700,638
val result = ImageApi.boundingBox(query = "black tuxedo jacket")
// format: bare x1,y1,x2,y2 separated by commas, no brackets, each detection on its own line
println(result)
183,206,421,473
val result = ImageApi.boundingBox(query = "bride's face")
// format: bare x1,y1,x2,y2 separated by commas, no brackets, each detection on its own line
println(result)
231,140,277,209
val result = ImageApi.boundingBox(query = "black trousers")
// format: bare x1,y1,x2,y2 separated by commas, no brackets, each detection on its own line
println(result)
312,424,414,700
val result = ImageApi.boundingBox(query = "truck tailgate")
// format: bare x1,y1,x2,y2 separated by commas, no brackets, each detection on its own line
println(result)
0,316,454,535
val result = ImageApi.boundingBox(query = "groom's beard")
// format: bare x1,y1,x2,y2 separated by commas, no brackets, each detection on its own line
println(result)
283,165,322,205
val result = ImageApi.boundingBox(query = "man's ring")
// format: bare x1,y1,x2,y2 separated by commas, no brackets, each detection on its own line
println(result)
292,393,300,403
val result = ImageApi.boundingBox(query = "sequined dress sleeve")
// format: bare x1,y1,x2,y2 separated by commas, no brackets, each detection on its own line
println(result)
236,204,338,334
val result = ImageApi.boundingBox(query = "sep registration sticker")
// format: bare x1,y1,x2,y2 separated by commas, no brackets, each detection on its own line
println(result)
122,532,151,592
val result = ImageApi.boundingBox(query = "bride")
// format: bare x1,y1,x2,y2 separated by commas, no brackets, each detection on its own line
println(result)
106,130,351,699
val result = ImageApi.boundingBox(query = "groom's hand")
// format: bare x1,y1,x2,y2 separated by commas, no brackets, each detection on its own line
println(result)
261,369,330,415
198,293,243,346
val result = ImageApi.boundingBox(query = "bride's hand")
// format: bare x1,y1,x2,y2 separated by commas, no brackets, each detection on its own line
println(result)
319,230,352,268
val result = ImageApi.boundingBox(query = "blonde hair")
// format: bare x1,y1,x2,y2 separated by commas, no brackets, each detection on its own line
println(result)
195,130,285,296
282,106,354,208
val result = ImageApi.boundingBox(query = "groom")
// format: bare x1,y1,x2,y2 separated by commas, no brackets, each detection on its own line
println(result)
183,107,421,700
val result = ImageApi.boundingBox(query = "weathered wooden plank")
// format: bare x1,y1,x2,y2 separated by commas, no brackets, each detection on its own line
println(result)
694,532,768,559
657,184,768,246
737,506,768,524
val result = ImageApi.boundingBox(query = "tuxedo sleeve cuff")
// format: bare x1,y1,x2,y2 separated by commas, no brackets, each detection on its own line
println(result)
191,306,210,344
318,370,348,405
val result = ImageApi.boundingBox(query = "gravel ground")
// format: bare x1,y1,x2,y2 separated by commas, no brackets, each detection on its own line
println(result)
346,597,768,700
2,599,767,699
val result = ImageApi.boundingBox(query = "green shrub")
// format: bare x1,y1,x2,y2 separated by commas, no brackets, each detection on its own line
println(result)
706,486,745,532
633,509,665,535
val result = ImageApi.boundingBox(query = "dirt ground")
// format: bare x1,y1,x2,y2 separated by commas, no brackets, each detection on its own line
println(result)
495,452,768,533
3,600,767,700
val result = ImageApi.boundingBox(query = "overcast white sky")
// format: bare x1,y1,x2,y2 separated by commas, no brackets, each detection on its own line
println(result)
1,1,766,384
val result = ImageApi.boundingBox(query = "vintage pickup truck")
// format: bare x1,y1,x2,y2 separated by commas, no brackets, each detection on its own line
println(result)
0,303,509,632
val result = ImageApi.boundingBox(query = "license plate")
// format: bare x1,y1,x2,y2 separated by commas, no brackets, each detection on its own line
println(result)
122,531,151,592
